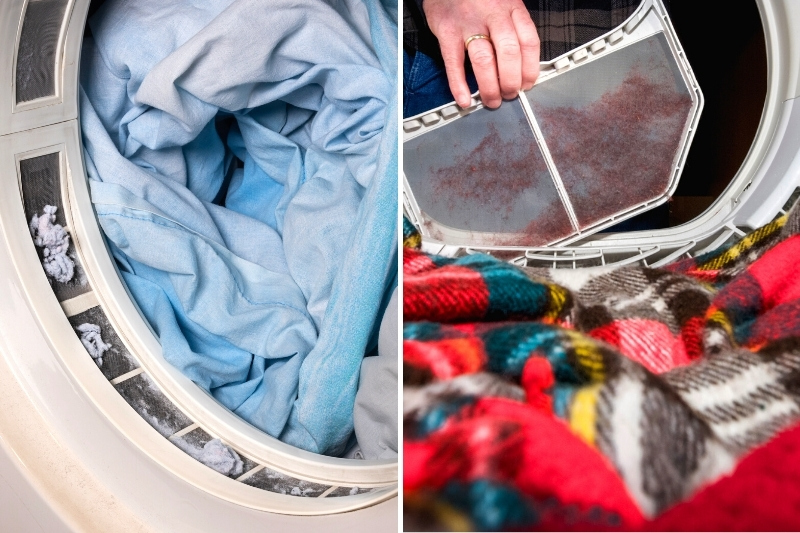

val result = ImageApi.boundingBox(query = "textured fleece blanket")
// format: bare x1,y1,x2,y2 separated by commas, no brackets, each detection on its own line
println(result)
80,0,397,455
402,204,800,530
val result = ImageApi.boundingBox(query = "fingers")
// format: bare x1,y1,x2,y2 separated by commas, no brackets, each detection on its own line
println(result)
423,0,541,109
511,7,540,90
439,29,473,108
486,15,522,101
467,38,502,108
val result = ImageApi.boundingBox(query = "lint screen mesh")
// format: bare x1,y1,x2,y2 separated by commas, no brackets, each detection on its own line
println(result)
15,0,70,103
526,32,693,229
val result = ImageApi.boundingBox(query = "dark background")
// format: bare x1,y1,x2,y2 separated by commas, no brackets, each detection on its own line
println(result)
668,0,767,226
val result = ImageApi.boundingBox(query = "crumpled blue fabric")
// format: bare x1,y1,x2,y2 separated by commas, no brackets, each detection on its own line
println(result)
80,0,398,455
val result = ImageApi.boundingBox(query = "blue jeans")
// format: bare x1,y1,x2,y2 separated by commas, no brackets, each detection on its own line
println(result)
403,50,478,118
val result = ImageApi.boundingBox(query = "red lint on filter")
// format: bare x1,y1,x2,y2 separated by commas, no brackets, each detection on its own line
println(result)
527,32,693,229
403,97,574,245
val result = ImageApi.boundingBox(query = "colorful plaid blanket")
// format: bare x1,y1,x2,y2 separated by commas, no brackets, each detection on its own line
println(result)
403,206,800,531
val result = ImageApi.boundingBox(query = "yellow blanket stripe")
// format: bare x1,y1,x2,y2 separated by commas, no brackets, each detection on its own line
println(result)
707,308,735,343
698,216,785,271
570,384,602,446
571,335,606,382
403,231,421,250
433,502,473,532
545,284,569,320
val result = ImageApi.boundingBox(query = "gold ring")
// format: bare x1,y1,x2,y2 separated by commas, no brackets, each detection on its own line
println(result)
464,34,491,50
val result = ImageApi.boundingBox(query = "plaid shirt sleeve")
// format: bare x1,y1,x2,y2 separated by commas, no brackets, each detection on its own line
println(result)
404,0,655,63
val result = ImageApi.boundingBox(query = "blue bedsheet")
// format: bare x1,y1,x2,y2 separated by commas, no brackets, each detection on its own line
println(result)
80,0,397,455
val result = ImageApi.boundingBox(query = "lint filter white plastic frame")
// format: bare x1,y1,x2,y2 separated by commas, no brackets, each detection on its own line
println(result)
402,0,703,249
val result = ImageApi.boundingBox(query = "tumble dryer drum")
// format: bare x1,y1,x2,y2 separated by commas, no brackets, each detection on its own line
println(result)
0,0,397,529
403,0,702,248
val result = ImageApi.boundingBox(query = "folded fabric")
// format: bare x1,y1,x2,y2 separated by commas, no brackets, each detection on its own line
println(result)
403,203,800,530
647,422,800,531
354,288,399,460
80,0,397,455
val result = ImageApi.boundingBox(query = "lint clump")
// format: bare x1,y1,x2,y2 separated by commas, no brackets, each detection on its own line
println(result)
75,323,112,367
200,439,244,477
29,205,74,283
290,487,317,496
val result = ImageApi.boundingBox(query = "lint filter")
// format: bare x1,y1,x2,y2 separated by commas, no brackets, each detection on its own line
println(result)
402,0,703,248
